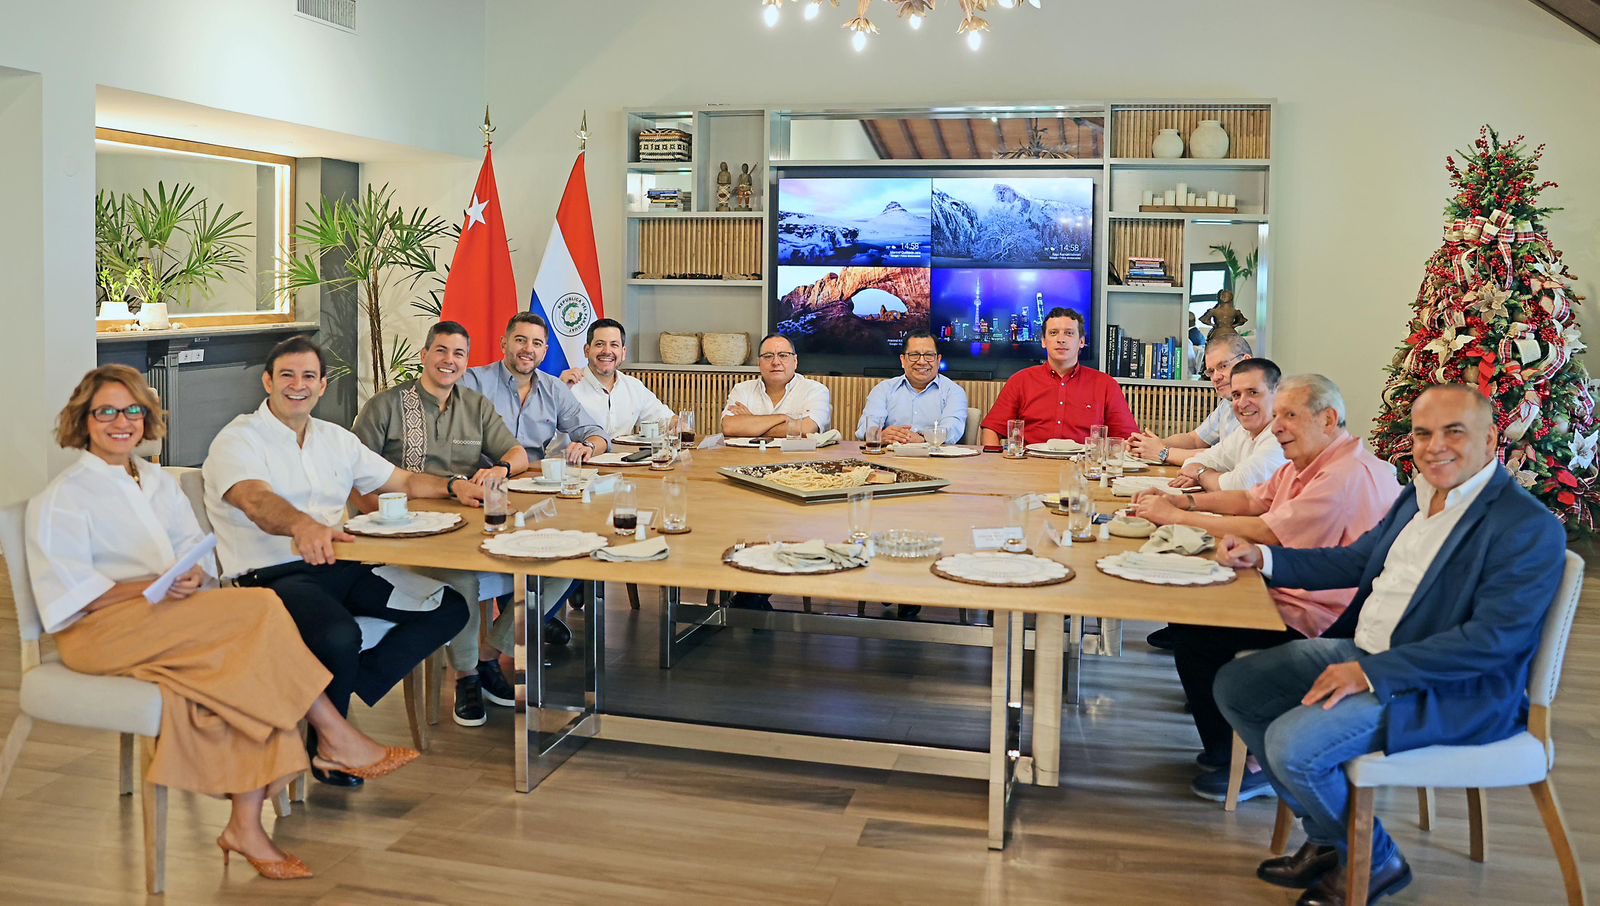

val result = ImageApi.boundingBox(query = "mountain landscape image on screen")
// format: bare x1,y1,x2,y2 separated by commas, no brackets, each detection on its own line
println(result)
777,178,932,266
773,266,931,354
930,177,1093,266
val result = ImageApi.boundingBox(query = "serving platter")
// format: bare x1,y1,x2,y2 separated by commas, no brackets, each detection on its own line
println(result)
717,457,950,504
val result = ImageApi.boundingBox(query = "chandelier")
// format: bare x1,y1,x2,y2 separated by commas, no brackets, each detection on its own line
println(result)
760,0,1042,52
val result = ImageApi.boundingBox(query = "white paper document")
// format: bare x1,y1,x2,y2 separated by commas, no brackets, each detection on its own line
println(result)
144,534,218,604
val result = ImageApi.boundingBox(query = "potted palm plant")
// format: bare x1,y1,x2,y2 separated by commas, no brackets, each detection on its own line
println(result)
95,182,253,328
278,184,450,392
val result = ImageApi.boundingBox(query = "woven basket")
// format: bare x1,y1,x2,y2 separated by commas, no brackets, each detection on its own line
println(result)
702,332,749,366
659,332,702,365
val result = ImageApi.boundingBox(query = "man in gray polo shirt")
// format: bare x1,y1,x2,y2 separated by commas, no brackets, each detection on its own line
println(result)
354,320,544,727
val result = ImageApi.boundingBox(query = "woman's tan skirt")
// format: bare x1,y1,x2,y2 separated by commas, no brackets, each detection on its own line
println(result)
54,587,332,797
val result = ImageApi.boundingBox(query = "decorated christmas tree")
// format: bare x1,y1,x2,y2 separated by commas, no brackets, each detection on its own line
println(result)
1371,126,1598,531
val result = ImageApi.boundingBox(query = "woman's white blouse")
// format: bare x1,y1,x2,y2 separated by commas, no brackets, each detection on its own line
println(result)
26,451,215,634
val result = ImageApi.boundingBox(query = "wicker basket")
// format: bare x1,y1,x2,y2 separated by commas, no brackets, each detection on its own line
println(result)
659,332,702,365
702,332,749,366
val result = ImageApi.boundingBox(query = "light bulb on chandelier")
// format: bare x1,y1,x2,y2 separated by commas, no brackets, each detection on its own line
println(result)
804,0,821,20
997,0,1017,7
908,13,923,29
762,2,780,28
966,29,982,50
852,29,868,51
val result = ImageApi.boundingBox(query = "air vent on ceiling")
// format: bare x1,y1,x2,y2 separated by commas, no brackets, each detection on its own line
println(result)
296,0,356,33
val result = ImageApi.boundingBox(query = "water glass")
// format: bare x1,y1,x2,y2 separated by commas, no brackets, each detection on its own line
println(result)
1005,419,1027,458
612,479,638,535
649,435,675,470
1068,492,1095,540
847,487,872,543
482,478,510,534
927,420,947,451
661,474,689,531
864,418,885,454
1087,424,1108,477
1105,438,1127,480
676,409,696,445
785,416,802,440
1005,495,1030,549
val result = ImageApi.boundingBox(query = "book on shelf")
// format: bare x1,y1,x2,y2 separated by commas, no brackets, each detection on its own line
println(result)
1105,324,1182,380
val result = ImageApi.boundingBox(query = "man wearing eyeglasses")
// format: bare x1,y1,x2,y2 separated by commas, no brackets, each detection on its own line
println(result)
1129,336,1251,466
720,334,833,438
855,331,968,445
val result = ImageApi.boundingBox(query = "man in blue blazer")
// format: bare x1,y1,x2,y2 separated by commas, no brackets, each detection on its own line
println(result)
1213,385,1566,906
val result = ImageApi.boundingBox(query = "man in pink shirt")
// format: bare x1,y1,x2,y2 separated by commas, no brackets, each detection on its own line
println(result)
1134,374,1401,800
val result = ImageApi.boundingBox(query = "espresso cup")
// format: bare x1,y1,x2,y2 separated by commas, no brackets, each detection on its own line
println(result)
640,420,661,440
540,457,566,482
377,492,409,523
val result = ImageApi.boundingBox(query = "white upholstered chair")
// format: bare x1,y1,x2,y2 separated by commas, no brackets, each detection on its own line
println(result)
0,503,172,893
1267,549,1588,906
962,407,981,445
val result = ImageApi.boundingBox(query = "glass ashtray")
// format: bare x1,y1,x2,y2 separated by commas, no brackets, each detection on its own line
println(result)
872,529,944,559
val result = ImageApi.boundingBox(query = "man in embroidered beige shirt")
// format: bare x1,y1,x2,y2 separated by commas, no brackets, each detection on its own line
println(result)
352,320,534,728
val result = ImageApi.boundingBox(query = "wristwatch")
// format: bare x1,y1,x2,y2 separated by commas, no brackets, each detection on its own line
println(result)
447,475,466,497
1194,465,1209,477
1183,492,1198,511
493,459,513,475
1157,446,1171,464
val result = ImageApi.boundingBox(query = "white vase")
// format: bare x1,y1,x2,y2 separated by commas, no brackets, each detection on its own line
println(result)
138,301,170,330
1151,129,1184,159
1190,120,1230,159
98,299,132,321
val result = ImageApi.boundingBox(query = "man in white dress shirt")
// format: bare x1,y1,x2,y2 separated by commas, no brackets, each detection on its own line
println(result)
1164,357,1287,492
560,318,675,438
1213,385,1566,904
720,334,832,438
1128,335,1251,465
204,336,475,787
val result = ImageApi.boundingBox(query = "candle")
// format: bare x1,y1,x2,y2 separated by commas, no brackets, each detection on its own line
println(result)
1225,193,1236,207
1142,190,1155,206
1186,192,1197,206
1175,182,1188,202
1164,190,1177,206
1206,190,1219,206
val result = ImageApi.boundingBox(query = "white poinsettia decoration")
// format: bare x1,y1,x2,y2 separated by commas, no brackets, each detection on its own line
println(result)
1515,469,1538,489
1466,283,1512,319
1570,429,1599,471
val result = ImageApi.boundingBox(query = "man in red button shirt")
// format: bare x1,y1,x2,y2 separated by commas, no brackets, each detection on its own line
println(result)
980,307,1139,446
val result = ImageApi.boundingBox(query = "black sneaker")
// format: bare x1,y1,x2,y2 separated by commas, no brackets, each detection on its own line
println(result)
453,675,487,727
545,615,573,647
477,659,516,707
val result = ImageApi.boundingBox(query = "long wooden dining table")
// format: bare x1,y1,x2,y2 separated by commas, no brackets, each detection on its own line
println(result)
335,442,1282,849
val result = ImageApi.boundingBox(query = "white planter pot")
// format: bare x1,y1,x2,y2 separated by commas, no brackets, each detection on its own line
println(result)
1190,120,1230,159
1151,129,1184,159
138,301,170,330
98,299,133,321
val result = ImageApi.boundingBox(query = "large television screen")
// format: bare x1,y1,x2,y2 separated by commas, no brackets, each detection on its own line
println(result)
772,172,1095,365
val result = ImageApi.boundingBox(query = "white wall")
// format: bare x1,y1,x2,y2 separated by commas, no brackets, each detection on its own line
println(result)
473,0,1600,434
0,0,486,501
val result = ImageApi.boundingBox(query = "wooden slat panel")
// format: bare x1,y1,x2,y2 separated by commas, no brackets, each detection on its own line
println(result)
1110,220,1185,287
637,220,762,279
1110,105,1271,159
628,370,1216,439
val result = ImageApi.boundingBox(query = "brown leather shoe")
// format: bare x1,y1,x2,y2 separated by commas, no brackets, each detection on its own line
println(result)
1257,842,1338,889
1295,850,1412,906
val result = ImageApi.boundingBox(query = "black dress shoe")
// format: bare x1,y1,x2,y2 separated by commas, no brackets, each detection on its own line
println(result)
729,592,773,611
1146,625,1178,650
896,604,922,620
544,615,572,647
303,725,367,787
1258,842,1338,889
1296,851,1412,906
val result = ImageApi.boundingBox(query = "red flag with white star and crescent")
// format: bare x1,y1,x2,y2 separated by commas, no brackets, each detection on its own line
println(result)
439,147,518,366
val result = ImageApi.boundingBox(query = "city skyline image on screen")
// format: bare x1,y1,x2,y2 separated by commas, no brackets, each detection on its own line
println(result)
930,268,1093,359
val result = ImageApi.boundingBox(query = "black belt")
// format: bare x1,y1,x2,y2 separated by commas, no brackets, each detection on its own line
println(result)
234,560,314,587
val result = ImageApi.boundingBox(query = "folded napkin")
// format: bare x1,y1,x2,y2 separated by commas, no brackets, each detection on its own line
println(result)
1112,476,1180,497
1118,551,1220,576
1140,524,1216,555
1045,438,1085,452
772,539,868,570
1108,514,1157,539
888,442,930,457
371,566,449,612
813,428,842,447
593,536,670,562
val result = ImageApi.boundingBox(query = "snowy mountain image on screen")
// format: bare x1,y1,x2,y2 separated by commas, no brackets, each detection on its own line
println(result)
776,177,932,266
931,177,1093,266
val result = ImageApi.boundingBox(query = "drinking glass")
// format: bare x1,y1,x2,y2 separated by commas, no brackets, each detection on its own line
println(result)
846,487,872,543
785,416,802,440
661,475,689,531
864,418,885,454
677,409,696,446
482,477,510,534
1105,438,1127,480
612,479,638,535
1058,462,1083,510
1087,424,1108,478
1005,495,1030,550
1068,491,1095,540
649,435,675,470
1005,419,1027,458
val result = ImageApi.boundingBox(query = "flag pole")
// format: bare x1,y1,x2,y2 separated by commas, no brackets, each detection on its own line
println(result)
481,105,495,149
576,110,589,153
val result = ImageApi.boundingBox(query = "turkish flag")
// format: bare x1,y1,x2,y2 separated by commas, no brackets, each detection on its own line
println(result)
440,148,518,366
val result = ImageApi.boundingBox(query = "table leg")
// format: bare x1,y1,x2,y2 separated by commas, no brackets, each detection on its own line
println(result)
1065,614,1083,705
1031,613,1064,788
516,575,600,792
987,611,1024,850
658,585,725,669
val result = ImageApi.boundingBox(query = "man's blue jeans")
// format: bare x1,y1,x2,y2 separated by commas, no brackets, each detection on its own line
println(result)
1215,637,1399,868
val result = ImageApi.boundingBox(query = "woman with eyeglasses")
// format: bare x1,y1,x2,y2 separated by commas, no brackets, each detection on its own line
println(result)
25,365,415,881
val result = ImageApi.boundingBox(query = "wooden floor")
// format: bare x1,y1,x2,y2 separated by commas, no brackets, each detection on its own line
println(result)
1,548,1594,904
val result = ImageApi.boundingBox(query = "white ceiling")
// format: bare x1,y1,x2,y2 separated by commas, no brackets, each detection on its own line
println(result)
95,86,464,164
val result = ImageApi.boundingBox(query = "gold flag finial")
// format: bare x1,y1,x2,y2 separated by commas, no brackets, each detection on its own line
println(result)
576,110,589,152
481,105,495,148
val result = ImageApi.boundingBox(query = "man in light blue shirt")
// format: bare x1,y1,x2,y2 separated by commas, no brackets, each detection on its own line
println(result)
459,311,609,462
854,331,970,445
